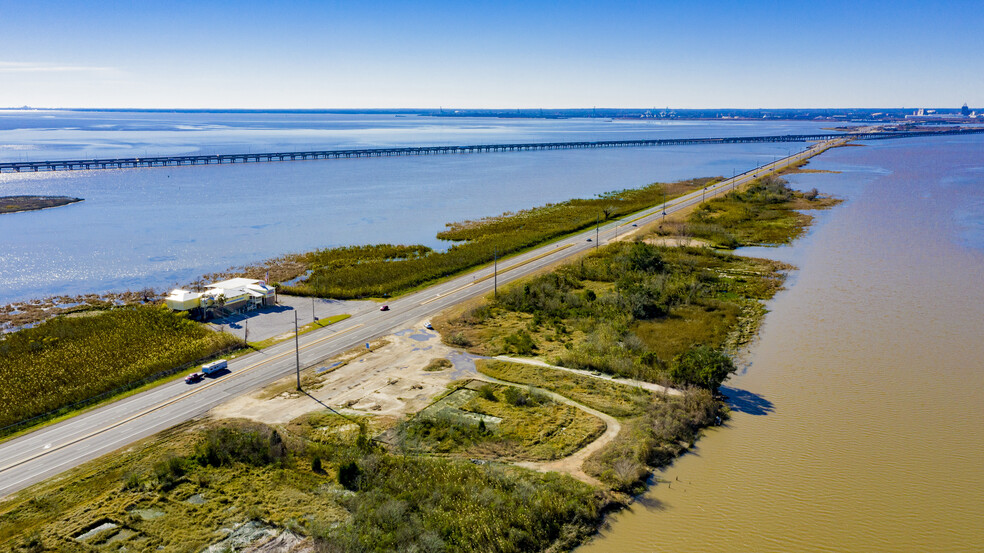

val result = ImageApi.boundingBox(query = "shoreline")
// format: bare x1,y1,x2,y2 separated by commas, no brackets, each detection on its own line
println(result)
1,151,844,547
0,195,83,215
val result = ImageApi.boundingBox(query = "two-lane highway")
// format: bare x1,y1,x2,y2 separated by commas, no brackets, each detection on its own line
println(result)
0,140,841,498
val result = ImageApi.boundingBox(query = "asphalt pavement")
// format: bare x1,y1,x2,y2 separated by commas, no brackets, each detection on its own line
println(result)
0,140,842,499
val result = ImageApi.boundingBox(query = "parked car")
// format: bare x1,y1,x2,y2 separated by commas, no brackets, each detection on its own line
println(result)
380,305,390,311
185,372,203,384
425,322,433,330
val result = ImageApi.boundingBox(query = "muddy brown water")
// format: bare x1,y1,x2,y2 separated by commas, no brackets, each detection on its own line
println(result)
579,137,984,552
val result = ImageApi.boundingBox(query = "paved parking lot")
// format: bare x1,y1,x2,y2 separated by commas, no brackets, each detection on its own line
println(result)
210,294,379,342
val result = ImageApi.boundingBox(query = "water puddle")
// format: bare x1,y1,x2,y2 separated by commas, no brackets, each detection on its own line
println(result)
74,520,118,542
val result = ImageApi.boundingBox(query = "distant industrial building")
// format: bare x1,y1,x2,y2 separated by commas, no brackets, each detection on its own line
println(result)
904,105,978,122
165,278,276,319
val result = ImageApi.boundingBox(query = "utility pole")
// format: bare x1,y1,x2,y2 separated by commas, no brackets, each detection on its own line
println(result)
595,215,599,248
662,191,666,220
493,248,498,298
312,297,317,322
294,311,301,391
702,187,706,203
244,319,248,345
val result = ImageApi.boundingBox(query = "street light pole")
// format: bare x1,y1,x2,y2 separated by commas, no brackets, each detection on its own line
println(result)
493,248,498,298
595,215,599,248
294,311,301,391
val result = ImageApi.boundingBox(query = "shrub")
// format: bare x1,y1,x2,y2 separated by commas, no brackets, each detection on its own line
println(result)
315,455,599,553
195,425,287,467
503,330,537,355
423,358,453,372
123,472,141,490
153,455,186,490
668,345,736,392
338,460,361,491
502,386,544,407
478,384,497,401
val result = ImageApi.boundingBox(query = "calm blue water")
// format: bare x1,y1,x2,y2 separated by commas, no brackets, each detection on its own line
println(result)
737,134,984,265
0,112,850,303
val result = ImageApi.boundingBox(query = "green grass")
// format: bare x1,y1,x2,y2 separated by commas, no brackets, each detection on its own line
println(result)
445,240,788,383
0,306,241,429
681,175,841,248
401,382,606,461
631,301,740,363
282,178,715,299
0,345,252,445
582,387,721,492
477,360,652,418
475,360,723,493
0,416,603,553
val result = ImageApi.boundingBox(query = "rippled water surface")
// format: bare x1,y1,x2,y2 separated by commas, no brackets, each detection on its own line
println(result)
578,136,984,552
0,112,842,303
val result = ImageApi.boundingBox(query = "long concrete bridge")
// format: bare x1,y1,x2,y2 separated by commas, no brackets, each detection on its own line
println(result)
1,127,981,173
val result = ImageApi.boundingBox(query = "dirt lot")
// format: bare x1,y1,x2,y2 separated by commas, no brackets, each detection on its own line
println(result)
210,320,482,423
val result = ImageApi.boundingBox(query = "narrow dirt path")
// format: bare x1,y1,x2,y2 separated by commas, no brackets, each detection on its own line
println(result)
477,374,619,487
494,355,682,396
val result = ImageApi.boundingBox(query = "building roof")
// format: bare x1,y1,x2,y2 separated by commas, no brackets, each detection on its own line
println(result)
166,289,201,301
207,277,261,290
245,283,274,295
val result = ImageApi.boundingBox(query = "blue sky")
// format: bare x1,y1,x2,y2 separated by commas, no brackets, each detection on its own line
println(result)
1,0,981,109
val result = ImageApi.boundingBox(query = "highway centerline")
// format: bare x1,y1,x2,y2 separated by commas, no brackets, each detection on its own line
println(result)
0,141,840,497
0,323,364,474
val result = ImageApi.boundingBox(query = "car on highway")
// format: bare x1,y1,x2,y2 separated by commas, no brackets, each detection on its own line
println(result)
185,372,203,384
380,305,390,311
586,238,592,242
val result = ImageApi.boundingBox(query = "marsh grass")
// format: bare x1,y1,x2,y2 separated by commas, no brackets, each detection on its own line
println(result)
477,360,652,418
445,240,788,382
631,301,740,363
283,178,715,299
681,175,841,248
584,387,720,492
401,382,605,461
0,306,240,429
1,415,603,553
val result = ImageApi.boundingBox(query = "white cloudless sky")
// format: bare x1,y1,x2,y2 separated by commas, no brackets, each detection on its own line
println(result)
1,0,981,109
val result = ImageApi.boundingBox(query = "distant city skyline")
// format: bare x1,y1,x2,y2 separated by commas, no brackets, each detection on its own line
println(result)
1,0,981,109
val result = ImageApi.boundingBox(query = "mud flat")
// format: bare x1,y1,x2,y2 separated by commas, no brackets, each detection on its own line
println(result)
0,195,83,214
